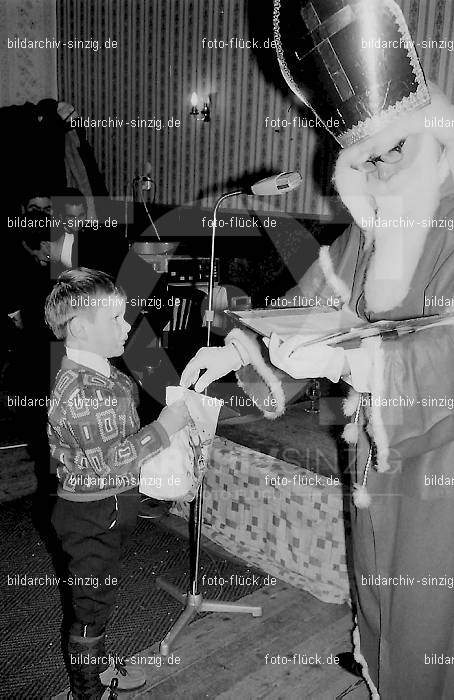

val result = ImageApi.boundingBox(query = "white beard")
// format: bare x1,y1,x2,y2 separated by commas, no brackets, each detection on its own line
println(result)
334,134,448,313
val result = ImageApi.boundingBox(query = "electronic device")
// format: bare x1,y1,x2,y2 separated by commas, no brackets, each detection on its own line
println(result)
167,256,219,286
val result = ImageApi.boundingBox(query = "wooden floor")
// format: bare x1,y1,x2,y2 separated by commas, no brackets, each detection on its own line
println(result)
54,515,370,700
128,582,369,700
54,587,369,700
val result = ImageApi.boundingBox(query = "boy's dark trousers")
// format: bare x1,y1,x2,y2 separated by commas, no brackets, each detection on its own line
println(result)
52,488,140,698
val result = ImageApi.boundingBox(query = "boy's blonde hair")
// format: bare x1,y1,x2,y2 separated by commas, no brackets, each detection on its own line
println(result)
45,268,126,339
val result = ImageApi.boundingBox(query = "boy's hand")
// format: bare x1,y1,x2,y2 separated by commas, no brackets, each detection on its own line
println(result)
157,401,190,437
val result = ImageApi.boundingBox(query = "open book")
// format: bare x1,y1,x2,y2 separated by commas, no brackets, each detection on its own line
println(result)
225,307,454,349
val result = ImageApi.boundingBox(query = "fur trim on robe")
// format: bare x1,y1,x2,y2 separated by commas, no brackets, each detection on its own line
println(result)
318,246,352,306
353,619,380,699
225,329,286,419
362,336,390,472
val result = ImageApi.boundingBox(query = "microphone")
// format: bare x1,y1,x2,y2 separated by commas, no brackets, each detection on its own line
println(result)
244,171,302,196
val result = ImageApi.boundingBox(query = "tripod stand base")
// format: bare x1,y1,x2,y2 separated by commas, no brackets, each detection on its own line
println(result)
156,576,263,656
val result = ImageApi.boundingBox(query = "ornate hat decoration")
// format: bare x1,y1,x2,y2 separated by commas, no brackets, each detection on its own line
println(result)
273,0,430,147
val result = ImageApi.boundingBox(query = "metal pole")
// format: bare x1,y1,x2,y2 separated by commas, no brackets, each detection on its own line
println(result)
156,189,262,655
189,191,243,596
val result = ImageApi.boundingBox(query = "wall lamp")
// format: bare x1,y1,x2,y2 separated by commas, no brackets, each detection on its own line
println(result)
190,92,211,122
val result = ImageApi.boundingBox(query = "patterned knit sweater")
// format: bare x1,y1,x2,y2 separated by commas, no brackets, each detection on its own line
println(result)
47,357,170,501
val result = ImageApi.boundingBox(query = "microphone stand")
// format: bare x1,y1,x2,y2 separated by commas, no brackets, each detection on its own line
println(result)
156,190,263,656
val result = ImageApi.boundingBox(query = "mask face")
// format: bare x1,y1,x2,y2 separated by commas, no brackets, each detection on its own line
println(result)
339,132,443,313
356,134,424,182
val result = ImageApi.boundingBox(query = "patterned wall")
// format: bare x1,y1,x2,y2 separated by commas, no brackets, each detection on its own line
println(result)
0,0,57,107
57,0,454,216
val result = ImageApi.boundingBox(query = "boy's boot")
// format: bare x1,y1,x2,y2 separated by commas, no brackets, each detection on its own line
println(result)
97,635,146,691
67,681,118,700
67,633,107,699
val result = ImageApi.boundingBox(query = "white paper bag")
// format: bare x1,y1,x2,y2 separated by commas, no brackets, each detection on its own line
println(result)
139,387,223,501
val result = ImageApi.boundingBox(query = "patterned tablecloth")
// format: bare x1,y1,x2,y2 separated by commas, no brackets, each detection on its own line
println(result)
172,436,350,604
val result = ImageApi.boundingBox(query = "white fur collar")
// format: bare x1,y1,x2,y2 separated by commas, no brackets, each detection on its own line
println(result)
363,221,431,313
318,246,351,306
333,133,447,312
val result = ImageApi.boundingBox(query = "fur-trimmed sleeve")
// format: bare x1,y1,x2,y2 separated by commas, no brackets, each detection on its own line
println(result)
225,328,309,419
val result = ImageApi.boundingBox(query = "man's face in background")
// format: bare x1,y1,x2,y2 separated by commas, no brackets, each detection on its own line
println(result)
63,202,86,233
23,196,53,217
21,196,53,252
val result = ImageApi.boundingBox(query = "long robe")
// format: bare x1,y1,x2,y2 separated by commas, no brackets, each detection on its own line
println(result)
235,190,454,699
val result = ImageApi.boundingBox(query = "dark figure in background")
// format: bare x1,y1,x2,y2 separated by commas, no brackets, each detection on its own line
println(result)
0,193,53,377
18,186,129,387
0,192,59,544
47,188,128,278
7,189,129,538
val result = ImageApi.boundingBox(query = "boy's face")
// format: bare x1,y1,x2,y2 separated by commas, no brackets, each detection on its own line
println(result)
75,294,131,358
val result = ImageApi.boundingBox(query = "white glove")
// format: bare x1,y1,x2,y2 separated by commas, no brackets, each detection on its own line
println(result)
180,344,243,393
267,333,345,382
344,347,373,392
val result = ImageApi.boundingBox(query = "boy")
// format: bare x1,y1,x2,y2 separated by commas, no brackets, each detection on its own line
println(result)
45,268,189,699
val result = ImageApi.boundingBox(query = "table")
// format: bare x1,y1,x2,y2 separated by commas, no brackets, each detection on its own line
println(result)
172,435,350,604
